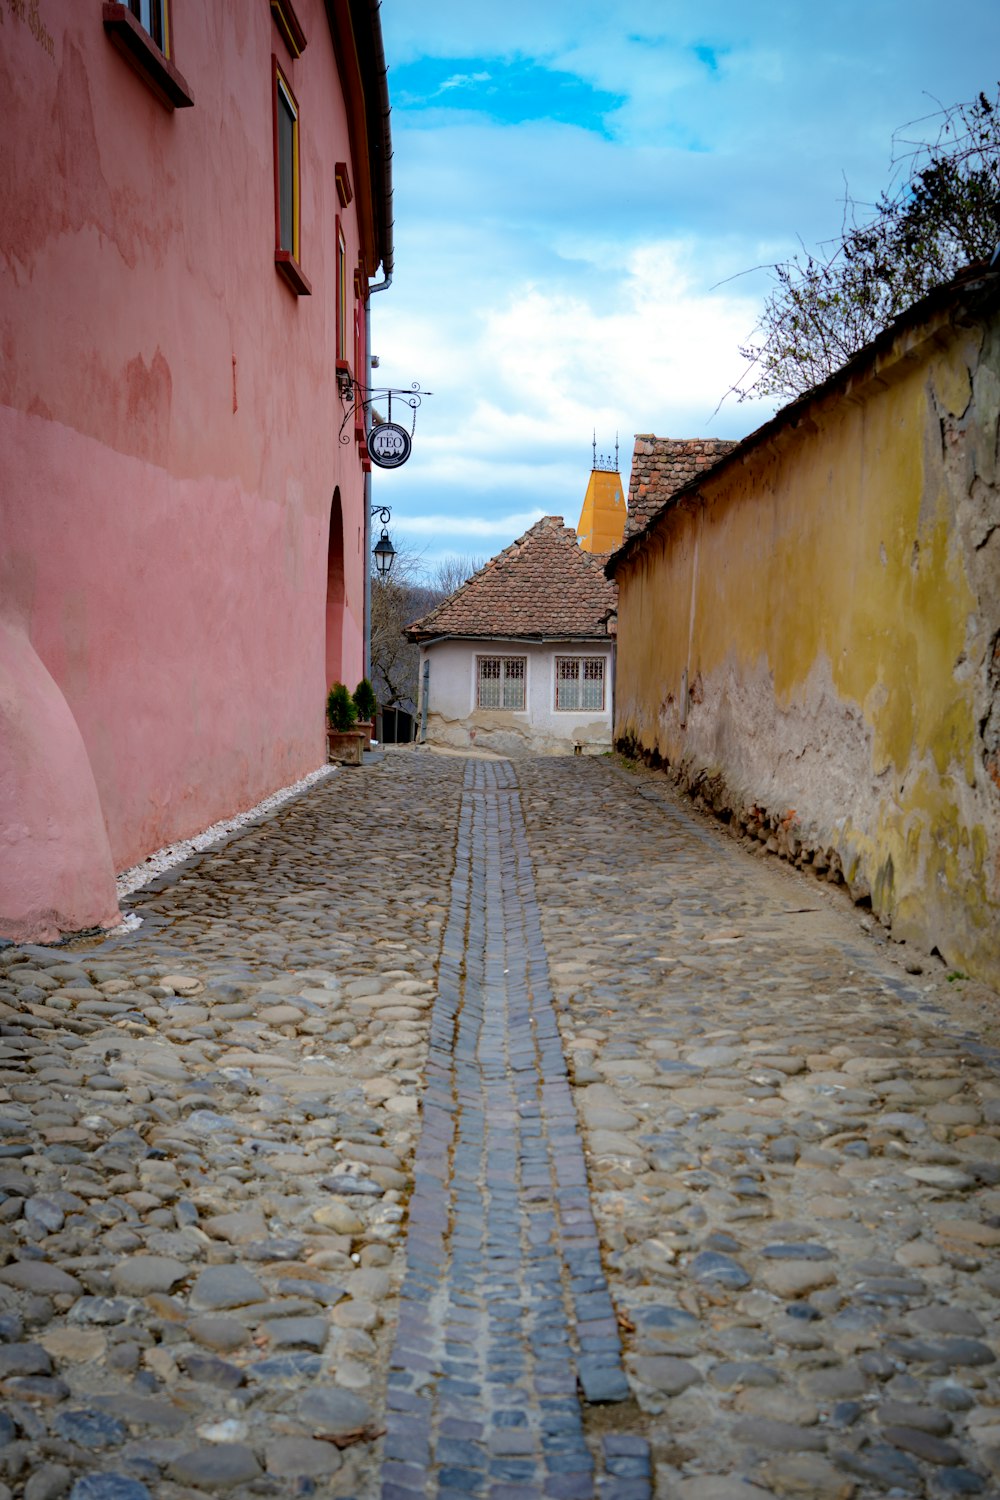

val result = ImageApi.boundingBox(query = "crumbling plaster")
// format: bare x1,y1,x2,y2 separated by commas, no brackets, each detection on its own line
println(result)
614,293,1000,988
425,709,610,758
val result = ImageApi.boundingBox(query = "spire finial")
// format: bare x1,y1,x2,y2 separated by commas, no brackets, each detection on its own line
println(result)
592,434,618,474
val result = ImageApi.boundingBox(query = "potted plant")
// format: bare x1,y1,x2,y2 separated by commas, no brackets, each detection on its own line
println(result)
326,682,364,765
353,677,377,747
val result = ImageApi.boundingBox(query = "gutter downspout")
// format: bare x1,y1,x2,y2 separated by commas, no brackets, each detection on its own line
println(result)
609,620,618,751
420,651,429,743
362,0,394,682
364,273,391,681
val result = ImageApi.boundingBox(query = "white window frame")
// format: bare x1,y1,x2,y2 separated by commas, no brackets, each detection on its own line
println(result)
554,656,606,712
476,655,527,711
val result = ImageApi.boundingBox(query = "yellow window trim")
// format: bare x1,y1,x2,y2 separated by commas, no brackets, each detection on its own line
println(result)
270,0,308,59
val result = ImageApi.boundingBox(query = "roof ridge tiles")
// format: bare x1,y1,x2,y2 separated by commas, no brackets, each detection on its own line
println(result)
623,435,739,543
406,514,617,643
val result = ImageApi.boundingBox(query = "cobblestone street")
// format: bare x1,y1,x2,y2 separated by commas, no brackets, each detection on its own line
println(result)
1,750,999,1500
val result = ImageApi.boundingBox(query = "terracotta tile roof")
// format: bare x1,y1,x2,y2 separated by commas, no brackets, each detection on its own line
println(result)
625,435,738,541
406,516,617,642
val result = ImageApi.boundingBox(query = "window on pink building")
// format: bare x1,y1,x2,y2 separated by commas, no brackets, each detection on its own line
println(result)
103,1,194,110
129,0,166,51
277,80,297,250
272,58,311,296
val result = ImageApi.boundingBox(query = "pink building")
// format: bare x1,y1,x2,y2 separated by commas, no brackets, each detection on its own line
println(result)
0,1,393,942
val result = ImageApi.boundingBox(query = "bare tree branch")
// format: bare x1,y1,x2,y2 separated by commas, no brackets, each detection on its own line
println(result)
733,84,1000,404
370,547,487,711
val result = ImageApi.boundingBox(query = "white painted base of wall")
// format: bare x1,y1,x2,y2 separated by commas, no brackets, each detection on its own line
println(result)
425,712,611,757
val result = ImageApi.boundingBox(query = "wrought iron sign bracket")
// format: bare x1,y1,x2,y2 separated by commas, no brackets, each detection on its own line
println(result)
339,381,431,444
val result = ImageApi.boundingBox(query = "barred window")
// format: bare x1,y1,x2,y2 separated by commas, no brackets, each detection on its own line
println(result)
555,657,605,711
477,656,526,710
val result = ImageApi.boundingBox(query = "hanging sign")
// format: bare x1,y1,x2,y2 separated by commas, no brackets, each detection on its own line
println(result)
367,422,412,470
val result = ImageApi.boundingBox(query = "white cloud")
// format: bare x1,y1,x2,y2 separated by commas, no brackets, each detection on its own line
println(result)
436,70,493,95
478,239,766,422
373,0,1000,565
394,508,547,538
378,237,772,476
374,235,776,552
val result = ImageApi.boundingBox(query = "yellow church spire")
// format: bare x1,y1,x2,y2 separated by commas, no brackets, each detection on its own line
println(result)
577,433,626,553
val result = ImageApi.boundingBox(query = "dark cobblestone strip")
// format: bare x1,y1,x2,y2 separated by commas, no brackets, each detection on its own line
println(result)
382,760,633,1500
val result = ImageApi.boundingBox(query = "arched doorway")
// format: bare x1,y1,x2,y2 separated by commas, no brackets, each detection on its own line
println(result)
325,490,345,688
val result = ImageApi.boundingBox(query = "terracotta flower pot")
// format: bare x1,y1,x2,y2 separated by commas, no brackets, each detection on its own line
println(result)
326,729,365,765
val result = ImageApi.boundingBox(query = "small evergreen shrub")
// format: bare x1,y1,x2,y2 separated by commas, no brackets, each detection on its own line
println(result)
326,682,357,732
353,677,377,721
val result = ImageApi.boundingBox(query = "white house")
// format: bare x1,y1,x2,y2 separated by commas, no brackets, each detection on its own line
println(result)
406,516,617,755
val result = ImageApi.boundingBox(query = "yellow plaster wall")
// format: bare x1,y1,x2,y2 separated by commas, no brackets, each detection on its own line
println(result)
615,306,1000,989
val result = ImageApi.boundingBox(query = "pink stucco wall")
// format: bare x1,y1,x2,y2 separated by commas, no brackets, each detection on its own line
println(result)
0,2,373,938
0,617,120,942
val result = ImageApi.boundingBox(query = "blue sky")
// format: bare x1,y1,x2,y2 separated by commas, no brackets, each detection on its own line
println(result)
370,2,1000,577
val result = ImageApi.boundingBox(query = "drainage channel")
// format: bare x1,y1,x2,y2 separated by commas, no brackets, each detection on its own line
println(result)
381,758,645,1500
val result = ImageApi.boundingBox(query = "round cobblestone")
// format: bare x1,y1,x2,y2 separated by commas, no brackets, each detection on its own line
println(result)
2,749,998,1499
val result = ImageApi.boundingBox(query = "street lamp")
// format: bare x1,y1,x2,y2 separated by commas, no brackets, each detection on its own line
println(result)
371,506,396,579
373,529,396,579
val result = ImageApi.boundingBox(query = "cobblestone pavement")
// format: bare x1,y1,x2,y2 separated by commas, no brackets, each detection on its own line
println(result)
0,750,998,1500
0,754,467,1500
518,757,1000,1500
